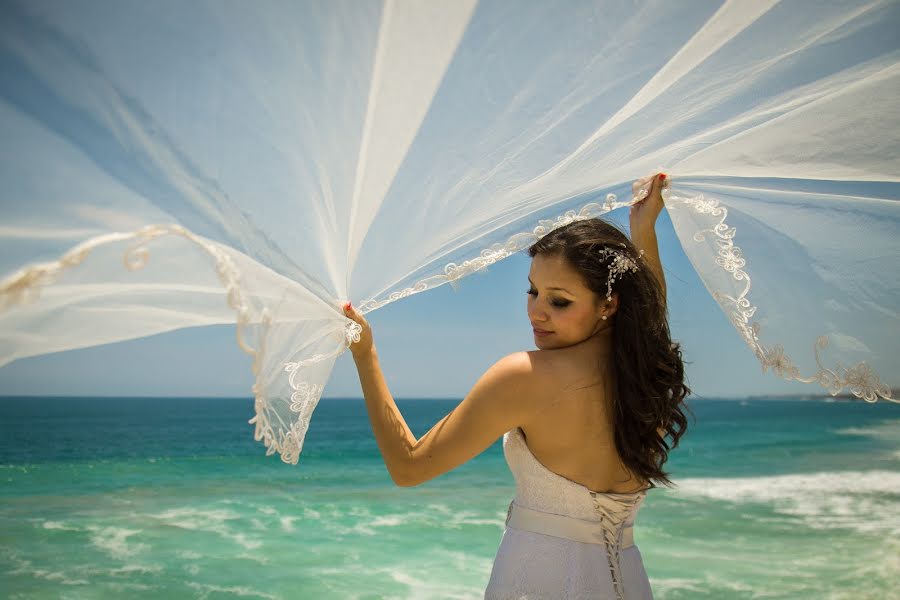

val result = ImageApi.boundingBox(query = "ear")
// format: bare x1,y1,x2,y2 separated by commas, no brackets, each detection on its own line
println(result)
602,293,620,318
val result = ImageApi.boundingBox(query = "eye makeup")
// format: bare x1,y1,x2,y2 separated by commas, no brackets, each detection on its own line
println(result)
526,288,572,308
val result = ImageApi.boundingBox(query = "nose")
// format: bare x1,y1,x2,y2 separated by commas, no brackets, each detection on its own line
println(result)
528,300,548,324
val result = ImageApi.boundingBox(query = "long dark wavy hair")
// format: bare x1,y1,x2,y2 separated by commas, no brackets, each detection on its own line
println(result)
528,217,693,490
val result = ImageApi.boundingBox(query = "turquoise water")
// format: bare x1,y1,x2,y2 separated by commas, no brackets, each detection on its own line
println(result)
2,396,898,599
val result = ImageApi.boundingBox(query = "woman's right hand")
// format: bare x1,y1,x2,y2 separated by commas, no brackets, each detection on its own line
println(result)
629,172,668,234
342,302,375,361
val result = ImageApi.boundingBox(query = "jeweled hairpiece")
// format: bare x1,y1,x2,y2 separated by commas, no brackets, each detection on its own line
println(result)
597,243,644,301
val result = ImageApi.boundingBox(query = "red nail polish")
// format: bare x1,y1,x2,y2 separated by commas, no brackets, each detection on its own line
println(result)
659,173,667,181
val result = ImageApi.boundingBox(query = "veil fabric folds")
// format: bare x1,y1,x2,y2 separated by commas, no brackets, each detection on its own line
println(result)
1,0,897,463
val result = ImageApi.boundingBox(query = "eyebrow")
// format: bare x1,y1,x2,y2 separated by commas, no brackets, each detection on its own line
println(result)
528,277,572,294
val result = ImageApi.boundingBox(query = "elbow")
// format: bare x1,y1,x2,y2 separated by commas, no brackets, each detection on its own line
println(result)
392,472,419,488
389,462,419,488
390,468,411,487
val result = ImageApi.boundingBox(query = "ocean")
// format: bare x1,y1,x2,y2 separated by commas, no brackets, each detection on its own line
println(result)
1,396,898,599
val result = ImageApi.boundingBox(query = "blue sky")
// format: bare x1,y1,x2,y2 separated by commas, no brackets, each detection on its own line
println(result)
0,207,828,400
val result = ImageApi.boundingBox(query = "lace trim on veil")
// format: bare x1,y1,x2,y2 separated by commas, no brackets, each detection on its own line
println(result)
358,189,895,405
1,188,895,464
0,222,371,464
668,192,894,404
357,193,635,312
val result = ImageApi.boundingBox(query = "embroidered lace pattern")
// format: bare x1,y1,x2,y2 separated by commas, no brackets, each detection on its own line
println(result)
0,224,372,464
357,192,634,312
2,180,894,465
358,186,894,405
669,192,895,404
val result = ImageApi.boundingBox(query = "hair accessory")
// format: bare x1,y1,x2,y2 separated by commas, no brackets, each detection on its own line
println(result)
597,244,643,301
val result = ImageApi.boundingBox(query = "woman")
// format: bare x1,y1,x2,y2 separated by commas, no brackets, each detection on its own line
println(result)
342,173,691,599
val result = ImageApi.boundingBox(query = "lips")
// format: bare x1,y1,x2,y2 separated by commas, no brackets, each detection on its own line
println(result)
532,326,553,336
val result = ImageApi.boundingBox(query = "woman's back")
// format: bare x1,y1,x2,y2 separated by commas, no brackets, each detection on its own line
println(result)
482,345,655,599
520,343,651,495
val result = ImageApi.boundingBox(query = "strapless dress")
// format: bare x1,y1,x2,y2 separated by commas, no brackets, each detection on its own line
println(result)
484,427,654,599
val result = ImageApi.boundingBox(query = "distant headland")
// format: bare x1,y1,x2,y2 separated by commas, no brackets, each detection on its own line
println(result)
742,388,899,402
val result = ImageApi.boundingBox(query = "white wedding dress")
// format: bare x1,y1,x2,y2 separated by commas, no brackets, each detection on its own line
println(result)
485,427,653,600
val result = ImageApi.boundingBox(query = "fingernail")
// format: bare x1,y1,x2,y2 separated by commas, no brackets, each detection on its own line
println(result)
658,173,667,181
343,302,351,310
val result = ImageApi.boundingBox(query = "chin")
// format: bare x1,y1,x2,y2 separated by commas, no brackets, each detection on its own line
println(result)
534,333,590,350
534,336,562,350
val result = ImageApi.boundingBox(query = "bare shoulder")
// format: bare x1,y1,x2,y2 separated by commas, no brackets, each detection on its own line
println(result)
480,351,551,407
485,351,539,384
523,347,580,382
491,350,558,381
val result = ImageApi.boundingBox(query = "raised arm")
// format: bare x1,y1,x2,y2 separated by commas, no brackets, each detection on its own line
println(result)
632,226,666,304
341,302,542,487
629,173,667,304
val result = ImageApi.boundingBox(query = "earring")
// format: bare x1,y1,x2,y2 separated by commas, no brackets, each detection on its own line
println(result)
602,315,608,321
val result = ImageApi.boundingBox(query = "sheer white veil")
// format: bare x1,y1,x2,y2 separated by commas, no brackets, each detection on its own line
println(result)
1,0,897,463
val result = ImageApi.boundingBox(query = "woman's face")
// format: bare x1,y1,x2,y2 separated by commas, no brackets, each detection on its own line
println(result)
527,253,613,349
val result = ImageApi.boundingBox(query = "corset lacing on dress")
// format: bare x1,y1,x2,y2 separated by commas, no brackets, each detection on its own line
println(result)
589,489,646,600
503,426,649,600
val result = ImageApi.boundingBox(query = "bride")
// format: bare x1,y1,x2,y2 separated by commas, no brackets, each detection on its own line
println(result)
342,173,692,599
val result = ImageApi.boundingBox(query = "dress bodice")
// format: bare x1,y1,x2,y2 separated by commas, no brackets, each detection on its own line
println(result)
503,426,649,522
500,426,650,600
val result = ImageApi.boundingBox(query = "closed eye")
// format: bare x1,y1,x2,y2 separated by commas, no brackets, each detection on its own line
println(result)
526,288,571,308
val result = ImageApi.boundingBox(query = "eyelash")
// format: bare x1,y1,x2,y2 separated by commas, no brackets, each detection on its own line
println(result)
526,289,571,308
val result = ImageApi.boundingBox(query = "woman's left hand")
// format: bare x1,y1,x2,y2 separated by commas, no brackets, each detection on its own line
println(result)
342,302,375,360
630,172,668,234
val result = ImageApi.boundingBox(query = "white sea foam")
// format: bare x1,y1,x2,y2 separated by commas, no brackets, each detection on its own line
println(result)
425,503,455,516
6,556,89,586
40,520,79,531
436,549,494,577
345,522,377,536
673,470,900,535
833,419,900,441
389,567,484,599
104,564,163,576
654,572,794,596
370,514,405,527
149,506,262,550
279,515,299,532
186,582,280,600
151,506,240,526
176,549,203,560
649,577,705,594
105,581,156,592
85,525,148,558
305,541,492,598
236,552,270,565
72,562,162,580
445,510,504,530
327,504,507,538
